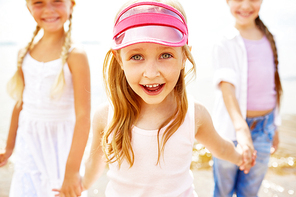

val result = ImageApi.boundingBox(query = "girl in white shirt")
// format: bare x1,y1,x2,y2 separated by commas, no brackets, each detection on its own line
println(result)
212,0,282,196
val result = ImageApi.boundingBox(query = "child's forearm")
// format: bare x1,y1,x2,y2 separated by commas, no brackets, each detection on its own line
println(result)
82,156,106,190
6,102,23,152
215,138,242,166
64,115,90,176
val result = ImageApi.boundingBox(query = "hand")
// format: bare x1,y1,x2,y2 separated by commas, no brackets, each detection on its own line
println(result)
236,125,255,154
0,149,13,167
236,144,257,174
53,172,82,197
270,130,279,154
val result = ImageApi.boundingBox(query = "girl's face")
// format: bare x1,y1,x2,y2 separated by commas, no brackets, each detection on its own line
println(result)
227,0,262,28
118,43,186,105
27,0,74,33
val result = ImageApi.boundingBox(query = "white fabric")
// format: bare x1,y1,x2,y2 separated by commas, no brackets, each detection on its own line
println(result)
212,27,281,141
105,98,197,197
10,50,76,197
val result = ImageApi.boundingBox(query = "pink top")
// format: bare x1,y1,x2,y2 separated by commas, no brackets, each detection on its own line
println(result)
105,98,197,197
243,36,276,111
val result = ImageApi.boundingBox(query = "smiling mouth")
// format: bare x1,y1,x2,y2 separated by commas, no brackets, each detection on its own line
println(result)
141,84,164,92
237,12,252,17
43,17,59,22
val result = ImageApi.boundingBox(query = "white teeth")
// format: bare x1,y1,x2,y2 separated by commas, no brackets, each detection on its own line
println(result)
240,13,251,16
44,18,57,22
144,84,160,88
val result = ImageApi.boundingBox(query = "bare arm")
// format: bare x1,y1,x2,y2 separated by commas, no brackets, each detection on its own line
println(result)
220,82,254,153
194,103,243,166
58,48,91,196
0,102,22,167
82,104,108,190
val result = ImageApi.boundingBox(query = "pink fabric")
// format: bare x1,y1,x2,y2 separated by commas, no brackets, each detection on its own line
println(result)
243,36,276,111
105,98,197,197
112,1,188,50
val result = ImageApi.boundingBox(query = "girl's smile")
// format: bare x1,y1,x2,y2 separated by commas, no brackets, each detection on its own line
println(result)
27,0,74,33
118,43,185,105
227,0,262,28
141,83,165,96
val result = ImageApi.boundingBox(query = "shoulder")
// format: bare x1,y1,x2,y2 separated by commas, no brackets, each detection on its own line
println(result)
193,101,210,121
17,47,29,59
92,102,109,131
214,26,241,48
67,45,88,64
66,45,90,73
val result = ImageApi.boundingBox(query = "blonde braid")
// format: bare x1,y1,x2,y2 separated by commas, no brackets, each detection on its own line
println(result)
51,14,73,97
255,16,283,106
7,25,41,105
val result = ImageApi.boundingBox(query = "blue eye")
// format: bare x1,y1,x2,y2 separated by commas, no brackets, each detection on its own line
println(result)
161,53,172,59
131,55,143,60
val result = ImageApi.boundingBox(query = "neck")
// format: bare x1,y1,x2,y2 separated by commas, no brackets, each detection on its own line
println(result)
41,28,66,45
235,21,263,40
235,21,257,31
137,93,177,130
140,93,177,116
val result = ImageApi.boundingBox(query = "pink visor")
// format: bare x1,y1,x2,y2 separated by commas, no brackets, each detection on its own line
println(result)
112,1,188,50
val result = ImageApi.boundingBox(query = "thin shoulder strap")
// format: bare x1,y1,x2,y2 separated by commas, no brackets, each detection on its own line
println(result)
187,95,196,142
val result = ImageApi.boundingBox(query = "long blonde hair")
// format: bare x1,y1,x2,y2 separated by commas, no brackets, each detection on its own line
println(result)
102,0,196,168
255,16,283,106
7,0,76,105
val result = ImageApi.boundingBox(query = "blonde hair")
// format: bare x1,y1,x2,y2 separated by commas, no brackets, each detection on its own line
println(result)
255,16,283,106
7,0,76,105
102,0,196,168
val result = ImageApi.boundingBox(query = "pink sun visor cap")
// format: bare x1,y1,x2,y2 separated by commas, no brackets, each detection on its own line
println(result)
112,1,188,50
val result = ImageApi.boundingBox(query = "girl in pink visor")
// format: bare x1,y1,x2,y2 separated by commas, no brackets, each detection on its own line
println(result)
76,1,255,196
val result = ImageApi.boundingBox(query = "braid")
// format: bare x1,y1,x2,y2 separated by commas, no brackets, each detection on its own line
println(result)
51,14,73,97
7,25,41,105
255,16,283,106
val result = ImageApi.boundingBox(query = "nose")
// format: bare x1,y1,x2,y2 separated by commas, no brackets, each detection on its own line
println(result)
241,0,252,9
143,60,160,78
43,2,55,13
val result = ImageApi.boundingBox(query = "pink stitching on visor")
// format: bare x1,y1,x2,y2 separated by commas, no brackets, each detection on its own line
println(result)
112,1,188,50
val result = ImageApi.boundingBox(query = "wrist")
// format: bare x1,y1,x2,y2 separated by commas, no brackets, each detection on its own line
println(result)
4,147,14,156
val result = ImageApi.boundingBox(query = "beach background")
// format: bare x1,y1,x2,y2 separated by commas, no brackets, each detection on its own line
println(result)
0,0,295,196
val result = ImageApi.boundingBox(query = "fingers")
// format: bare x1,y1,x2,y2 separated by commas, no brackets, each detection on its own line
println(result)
238,144,256,174
270,143,278,154
53,187,82,197
0,155,8,167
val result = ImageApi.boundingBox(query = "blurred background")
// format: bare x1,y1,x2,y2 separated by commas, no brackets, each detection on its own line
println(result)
0,0,295,196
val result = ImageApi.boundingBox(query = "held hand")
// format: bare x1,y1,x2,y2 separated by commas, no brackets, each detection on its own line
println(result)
236,144,257,174
0,149,13,167
53,172,82,197
270,130,279,154
236,126,255,154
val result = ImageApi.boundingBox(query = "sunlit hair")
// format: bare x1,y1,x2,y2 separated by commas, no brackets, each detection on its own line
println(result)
7,0,76,106
102,0,196,168
255,16,283,106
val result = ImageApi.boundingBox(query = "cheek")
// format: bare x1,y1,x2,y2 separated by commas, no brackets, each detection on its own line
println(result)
123,67,141,84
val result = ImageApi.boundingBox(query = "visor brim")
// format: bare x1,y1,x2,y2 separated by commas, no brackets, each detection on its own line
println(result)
112,25,187,50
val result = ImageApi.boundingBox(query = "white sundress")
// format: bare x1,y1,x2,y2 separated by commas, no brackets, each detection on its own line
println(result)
9,51,76,197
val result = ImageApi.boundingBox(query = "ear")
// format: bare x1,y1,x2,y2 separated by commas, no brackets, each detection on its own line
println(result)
188,46,192,52
112,50,123,69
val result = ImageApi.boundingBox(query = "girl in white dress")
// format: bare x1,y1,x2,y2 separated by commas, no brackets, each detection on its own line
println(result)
0,0,90,196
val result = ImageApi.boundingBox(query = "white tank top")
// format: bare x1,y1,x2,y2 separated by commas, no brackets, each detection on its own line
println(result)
105,98,197,197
